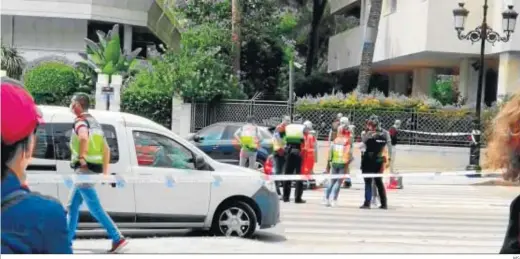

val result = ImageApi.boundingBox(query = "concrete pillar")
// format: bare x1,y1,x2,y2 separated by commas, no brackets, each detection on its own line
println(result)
411,68,435,97
123,24,133,53
389,72,409,95
497,52,520,102
171,97,192,138
458,58,480,105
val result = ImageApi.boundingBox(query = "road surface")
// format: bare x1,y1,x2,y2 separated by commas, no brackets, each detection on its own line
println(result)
73,183,517,253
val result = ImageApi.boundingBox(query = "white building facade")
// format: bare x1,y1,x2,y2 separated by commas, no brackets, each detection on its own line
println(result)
1,0,179,67
328,0,520,104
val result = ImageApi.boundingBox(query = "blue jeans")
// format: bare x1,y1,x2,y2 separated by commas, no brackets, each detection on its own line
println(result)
66,185,122,244
324,165,346,201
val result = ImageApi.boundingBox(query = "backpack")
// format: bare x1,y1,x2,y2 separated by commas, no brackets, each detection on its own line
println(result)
1,190,29,212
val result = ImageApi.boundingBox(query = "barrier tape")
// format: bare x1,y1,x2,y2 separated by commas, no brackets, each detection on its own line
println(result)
398,129,475,137
25,170,502,188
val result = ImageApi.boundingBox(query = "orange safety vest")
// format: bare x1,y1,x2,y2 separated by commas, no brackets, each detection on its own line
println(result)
330,133,352,165
301,133,317,175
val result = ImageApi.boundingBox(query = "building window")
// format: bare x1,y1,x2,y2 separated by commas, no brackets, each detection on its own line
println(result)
52,123,120,163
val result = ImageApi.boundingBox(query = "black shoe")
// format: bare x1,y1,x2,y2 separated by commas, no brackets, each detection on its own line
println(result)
282,198,290,202
359,203,370,209
379,205,388,210
294,199,306,204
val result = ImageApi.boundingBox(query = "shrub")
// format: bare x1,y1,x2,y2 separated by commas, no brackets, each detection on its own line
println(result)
431,78,459,106
121,87,173,128
24,62,79,105
295,90,472,117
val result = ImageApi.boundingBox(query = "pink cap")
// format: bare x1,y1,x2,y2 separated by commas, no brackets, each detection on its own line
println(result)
1,79,44,145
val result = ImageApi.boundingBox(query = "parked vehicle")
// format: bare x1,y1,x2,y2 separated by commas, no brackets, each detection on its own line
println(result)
27,106,280,238
187,122,274,171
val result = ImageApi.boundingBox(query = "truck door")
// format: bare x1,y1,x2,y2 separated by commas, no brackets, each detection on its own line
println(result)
54,119,136,225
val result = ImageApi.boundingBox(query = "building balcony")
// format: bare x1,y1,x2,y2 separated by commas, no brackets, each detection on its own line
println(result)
0,0,180,47
330,0,360,14
328,0,520,73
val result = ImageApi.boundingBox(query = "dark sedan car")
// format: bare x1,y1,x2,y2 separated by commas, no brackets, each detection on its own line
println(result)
187,122,274,171
188,122,317,189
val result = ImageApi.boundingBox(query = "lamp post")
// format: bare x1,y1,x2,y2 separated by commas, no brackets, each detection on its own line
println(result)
453,1,518,171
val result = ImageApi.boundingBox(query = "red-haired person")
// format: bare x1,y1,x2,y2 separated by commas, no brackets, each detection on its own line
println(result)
485,92,520,254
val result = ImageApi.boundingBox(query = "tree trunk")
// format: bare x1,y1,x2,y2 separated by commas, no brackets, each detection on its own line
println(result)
305,0,327,76
231,0,241,82
356,0,383,93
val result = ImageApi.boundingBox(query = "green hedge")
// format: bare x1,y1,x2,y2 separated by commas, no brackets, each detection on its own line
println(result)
24,62,79,106
121,87,173,128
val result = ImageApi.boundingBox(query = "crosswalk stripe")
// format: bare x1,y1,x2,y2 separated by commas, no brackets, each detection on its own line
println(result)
274,184,512,252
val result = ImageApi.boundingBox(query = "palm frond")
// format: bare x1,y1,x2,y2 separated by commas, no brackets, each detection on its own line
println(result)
1,44,26,80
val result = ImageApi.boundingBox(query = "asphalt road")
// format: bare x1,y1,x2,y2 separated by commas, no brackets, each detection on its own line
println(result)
73,182,518,254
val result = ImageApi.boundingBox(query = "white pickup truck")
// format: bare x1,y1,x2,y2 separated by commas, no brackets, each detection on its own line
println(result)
27,106,280,238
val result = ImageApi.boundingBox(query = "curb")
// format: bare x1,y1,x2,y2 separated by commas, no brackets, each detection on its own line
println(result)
471,180,520,187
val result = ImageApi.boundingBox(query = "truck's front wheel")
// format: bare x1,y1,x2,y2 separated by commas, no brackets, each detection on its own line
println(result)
211,200,257,238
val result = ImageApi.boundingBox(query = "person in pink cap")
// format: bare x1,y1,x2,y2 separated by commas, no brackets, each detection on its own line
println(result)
1,77,72,254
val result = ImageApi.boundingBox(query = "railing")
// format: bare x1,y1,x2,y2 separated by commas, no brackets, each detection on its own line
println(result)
191,100,478,147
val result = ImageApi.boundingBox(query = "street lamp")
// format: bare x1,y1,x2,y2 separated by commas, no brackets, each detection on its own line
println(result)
453,1,518,171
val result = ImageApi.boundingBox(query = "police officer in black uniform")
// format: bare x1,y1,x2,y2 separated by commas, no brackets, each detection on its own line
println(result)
360,115,393,209
282,123,306,204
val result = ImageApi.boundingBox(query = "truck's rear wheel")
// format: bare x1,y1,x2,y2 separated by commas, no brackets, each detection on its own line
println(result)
211,201,257,238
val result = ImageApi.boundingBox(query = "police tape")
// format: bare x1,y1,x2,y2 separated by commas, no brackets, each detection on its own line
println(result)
398,129,474,136
25,170,502,187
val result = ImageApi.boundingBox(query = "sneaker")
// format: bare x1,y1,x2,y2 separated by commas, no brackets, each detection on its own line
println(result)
108,238,128,253
321,198,329,205
330,200,337,207
359,203,370,209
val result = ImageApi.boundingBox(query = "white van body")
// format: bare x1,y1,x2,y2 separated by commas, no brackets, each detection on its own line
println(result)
28,106,280,238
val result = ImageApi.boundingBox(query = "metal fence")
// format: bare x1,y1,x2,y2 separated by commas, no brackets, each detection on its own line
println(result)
190,100,291,132
190,100,477,147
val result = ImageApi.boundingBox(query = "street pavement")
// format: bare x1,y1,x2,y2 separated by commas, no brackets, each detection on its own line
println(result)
73,182,518,254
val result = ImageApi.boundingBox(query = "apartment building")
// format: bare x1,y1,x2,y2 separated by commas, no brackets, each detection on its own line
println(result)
1,0,179,67
328,0,520,105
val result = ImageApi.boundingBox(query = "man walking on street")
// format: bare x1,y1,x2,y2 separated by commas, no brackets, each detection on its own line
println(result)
235,115,261,169
359,115,393,210
66,93,128,253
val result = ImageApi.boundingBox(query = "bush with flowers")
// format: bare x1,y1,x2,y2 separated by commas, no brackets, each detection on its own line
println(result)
295,90,473,117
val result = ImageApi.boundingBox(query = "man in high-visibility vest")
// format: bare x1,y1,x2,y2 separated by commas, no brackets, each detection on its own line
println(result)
67,93,128,253
234,115,261,169
323,125,353,207
272,116,291,196
282,123,307,203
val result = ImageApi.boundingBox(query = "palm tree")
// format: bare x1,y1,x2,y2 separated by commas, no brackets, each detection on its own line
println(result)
356,0,383,93
1,44,26,80
231,0,241,81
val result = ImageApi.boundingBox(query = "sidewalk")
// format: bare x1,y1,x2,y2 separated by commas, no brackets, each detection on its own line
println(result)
314,141,486,173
